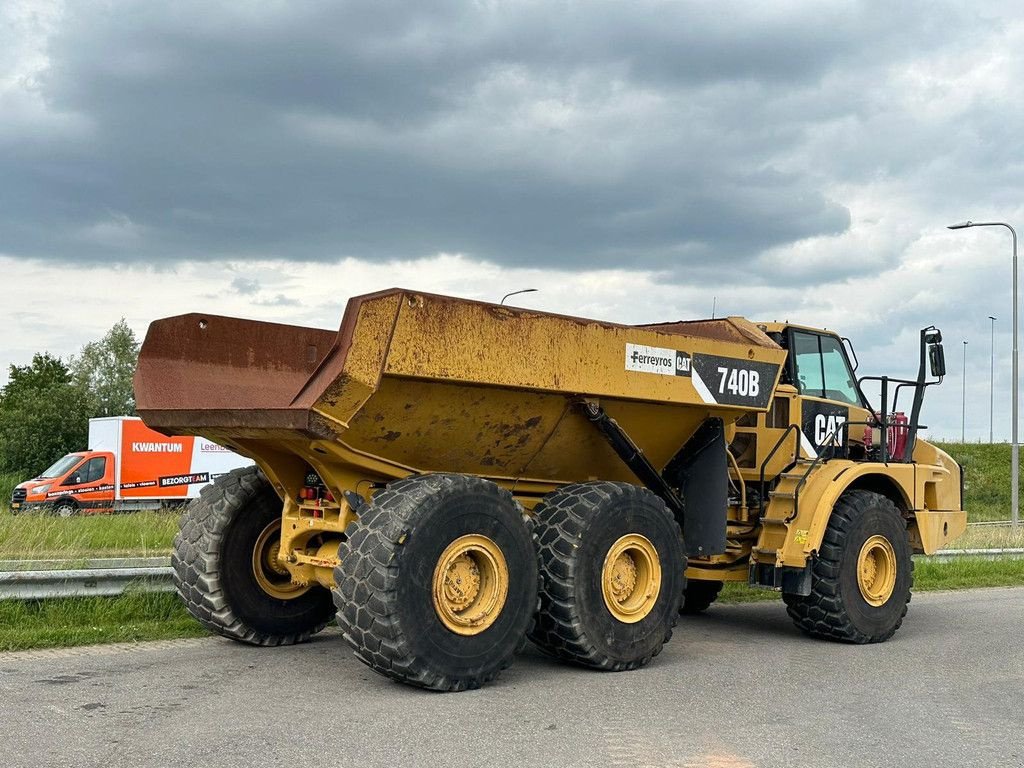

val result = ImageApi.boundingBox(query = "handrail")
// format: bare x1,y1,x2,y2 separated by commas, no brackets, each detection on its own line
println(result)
758,424,801,518
789,424,843,522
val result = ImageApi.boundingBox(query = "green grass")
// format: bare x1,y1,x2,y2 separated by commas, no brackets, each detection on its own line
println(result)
0,590,206,652
913,556,1024,590
0,509,179,559
935,441,1020,522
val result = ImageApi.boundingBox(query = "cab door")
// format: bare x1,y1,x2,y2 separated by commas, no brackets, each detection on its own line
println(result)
58,453,116,513
789,330,872,458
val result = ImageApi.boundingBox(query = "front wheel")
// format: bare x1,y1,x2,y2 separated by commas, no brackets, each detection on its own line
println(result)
784,489,912,643
52,499,78,518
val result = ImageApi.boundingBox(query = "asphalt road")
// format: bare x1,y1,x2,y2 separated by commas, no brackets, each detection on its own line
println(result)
1,588,1022,768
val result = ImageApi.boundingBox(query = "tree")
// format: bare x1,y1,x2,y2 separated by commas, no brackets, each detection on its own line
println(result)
0,354,89,476
70,318,141,417
0,321,142,477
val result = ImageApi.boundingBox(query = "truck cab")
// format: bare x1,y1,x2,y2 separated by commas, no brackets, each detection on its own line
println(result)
704,320,965,595
769,322,874,457
11,451,117,516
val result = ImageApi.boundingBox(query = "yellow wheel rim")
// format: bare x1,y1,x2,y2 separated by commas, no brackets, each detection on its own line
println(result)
432,534,509,636
601,534,662,624
856,534,897,606
252,519,310,600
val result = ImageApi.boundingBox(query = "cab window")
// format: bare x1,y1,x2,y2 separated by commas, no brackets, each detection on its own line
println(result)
61,457,106,486
83,457,106,483
792,331,862,405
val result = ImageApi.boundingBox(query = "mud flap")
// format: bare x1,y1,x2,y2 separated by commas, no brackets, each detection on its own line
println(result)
664,418,728,557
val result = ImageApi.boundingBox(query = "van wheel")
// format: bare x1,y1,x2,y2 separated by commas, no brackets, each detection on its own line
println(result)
530,482,685,670
52,500,78,518
172,466,335,646
333,474,538,692
783,489,912,643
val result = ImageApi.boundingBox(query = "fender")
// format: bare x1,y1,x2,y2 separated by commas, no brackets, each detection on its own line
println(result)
774,460,965,568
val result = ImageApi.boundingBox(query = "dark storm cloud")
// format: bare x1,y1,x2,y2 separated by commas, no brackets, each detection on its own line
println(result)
0,0,1005,274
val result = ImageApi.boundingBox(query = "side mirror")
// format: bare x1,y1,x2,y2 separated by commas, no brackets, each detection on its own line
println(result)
929,342,946,378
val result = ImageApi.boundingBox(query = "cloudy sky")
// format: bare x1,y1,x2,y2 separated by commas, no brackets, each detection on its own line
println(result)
4,0,1023,439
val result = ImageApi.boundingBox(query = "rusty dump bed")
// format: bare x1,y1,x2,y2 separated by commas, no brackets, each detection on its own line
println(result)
135,289,786,490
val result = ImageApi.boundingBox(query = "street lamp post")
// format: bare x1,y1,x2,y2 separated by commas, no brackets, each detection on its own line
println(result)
962,340,968,442
499,288,538,305
948,221,1019,526
989,315,997,443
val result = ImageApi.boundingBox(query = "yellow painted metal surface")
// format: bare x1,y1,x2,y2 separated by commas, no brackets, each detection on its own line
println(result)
857,535,897,606
910,509,968,555
601,534,662,623
432,534,509,635
303,291,787,486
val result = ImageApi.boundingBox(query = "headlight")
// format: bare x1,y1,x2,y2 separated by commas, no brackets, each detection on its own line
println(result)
32,484,51,495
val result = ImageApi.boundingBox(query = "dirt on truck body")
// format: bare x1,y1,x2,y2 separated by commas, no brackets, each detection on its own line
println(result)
135,288,966,691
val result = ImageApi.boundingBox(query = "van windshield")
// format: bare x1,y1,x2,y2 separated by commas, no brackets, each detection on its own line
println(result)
38,454,84,479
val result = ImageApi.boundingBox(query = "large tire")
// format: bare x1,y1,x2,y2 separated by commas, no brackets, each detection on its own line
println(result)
530,482,685,671
333,474,538,692
681,579,723,614
784,489,912,643
172,465,335,646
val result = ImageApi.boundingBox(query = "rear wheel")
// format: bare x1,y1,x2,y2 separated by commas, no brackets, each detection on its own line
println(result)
681,579,723,614
172,466,335,645
530,482,685,671
784,489,912,643
333,474,537,692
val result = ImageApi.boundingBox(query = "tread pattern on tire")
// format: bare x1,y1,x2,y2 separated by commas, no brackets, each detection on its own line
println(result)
681,579,723,614
530,481,683,671
784,489,912,644
333,473,536,692
172,465,331,646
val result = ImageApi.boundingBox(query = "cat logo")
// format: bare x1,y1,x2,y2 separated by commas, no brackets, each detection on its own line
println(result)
814,413,847,446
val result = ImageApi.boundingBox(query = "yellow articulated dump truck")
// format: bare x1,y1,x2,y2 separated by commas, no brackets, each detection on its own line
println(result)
135,289,966,691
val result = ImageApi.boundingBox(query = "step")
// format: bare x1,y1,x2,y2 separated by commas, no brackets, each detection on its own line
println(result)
779,471,811,481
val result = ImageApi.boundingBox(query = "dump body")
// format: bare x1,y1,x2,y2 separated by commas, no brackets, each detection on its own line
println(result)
136,289,788,495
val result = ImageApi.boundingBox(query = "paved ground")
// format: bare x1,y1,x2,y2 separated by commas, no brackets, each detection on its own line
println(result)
1,588,1022,768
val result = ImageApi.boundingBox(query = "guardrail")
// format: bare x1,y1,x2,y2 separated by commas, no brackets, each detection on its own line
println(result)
2,549,1023,600
923,547,1024,562
0,557,173,600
